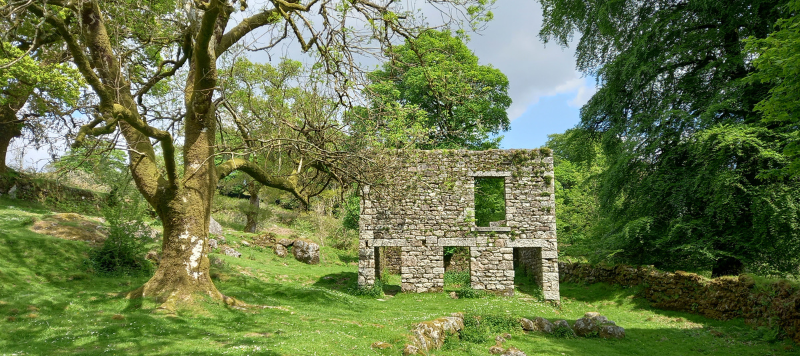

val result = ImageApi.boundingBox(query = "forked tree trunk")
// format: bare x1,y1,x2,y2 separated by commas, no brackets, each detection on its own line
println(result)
137,189,222,305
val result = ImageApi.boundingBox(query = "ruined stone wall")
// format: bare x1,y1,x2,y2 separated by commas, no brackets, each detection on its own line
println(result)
384,247,402,274
559,262,800,343
358,149,559,300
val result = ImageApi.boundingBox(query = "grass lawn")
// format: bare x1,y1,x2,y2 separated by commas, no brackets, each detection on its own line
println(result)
0,196,795,355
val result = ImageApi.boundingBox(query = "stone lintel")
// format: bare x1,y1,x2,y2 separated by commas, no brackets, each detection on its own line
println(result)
371,239,409,247
471,226,511,232
469,171,512,177
438,238,477,246
506,239,554,248
541,250,558,259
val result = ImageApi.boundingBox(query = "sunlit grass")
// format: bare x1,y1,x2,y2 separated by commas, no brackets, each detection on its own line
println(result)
0,196,796,355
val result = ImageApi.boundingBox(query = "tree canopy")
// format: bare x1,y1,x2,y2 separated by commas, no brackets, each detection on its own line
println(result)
538,0,800,275
1,0,496,307
367,30,511,149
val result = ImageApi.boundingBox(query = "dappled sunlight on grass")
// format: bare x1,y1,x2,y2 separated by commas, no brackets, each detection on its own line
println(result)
0,196,796,355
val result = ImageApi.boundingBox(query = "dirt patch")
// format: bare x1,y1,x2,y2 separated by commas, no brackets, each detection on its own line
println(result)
30,213,106,245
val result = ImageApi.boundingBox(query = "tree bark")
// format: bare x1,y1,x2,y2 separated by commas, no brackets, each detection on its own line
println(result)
0,116,21,174
244,181,261,233
0,99,26,193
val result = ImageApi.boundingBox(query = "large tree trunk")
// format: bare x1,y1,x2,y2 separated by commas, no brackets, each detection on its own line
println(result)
0,103,25,193
244,181,260,233
136,190,221,306
0,120,20,174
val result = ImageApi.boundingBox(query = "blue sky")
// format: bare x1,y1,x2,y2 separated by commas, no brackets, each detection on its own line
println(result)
500,90,582,149
462,0,594,149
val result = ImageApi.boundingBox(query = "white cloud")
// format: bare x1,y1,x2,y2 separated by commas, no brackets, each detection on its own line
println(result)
568,79,597,107
467,0,586,121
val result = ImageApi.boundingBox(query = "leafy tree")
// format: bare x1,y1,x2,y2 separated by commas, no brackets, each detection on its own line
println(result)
746,0,800,176
217,58,364,231
367,30,511,150
537,0,800,275
546,130,605,255
0,30,82,191
3,0,493,307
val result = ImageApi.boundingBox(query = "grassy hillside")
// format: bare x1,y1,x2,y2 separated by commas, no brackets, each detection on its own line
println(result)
0,195,795,355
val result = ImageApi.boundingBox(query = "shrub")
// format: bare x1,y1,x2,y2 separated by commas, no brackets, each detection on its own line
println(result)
460,313,520,343
348,279,384,297
341,190,360,231
89,180,153,276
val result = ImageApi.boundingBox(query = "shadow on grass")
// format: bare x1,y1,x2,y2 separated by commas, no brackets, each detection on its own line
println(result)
503,325,797,356
310,271,402,297
513,268,544,298
558,282,744,331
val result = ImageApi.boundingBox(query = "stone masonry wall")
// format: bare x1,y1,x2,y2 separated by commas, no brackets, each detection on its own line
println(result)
358,149,559,300
559,262,800,343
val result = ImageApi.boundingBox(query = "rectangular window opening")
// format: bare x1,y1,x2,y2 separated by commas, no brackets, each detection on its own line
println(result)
474,177,506,227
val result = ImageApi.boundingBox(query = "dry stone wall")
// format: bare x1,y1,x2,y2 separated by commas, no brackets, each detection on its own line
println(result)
559,262,800,343
358,149,559,300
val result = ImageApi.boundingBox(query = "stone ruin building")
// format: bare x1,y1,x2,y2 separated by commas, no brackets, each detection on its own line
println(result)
357,149,560,301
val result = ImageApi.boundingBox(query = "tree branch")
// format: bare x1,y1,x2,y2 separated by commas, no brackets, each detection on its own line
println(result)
216,8,282,56
217,157,309,206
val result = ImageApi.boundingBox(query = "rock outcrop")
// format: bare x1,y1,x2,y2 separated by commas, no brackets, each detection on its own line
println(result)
404,313,464,354
221,246,241,258
292,239,320,264
209,216,223,236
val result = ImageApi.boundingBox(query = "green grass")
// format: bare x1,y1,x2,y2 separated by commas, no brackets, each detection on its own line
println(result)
0,195,796,355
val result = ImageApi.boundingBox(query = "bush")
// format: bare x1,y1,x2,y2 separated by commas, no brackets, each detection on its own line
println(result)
348,279,384,297
460,313,520,343
457,285,485,299
341,191,359,231
89,178,154,276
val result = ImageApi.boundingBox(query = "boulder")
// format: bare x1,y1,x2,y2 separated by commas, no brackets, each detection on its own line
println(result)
534,317,554,333
221,246,241,258
208,239,218,249
489,345,504,354
209,216,223,236
554,319,571,329
599,325,626,339
292,239,320,265
574,312,617,337
277,238,294,247
573,316,598,337
273,244,288,258
553,319,576,337
502,348,527,356
402,344,420,355
520,318,535,331
410,314,464,352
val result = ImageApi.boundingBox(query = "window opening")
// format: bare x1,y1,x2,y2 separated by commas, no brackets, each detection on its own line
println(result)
474,177,506,227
